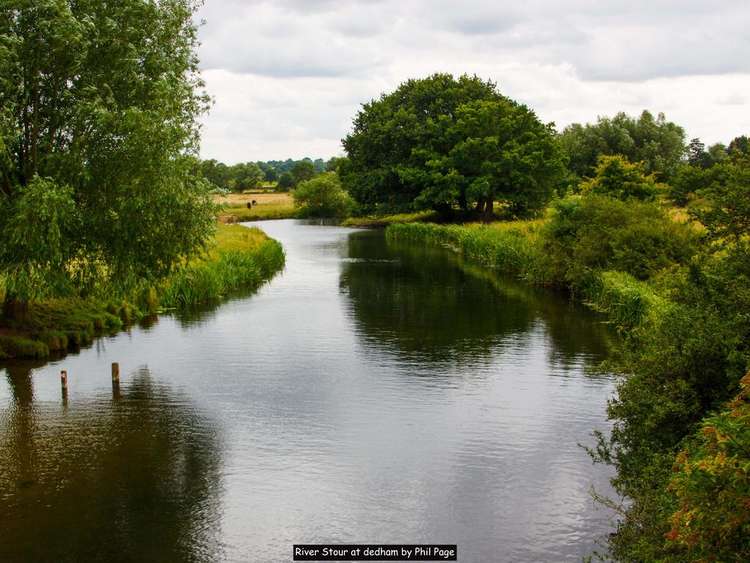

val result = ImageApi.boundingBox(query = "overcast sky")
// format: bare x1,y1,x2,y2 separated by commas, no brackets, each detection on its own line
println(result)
195,0,750,163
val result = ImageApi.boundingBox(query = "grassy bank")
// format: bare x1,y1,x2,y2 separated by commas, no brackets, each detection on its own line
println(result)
0,224,284,361
341,210,437,227
387,220,671,336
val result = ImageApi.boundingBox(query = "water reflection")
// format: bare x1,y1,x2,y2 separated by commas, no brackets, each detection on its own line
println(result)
0,368,223,563
340,230,614,368
0,221,617,562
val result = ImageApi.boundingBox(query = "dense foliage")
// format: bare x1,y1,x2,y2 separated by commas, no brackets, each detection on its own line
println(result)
0,0,215,307
559,110,685,181
386,135,750,561
199,157,330,192
341,73,564,217
580,155,660,201
292,172,352,218
670,135,750,206
666,373,750,561
544,194,696,285
200,159,264,192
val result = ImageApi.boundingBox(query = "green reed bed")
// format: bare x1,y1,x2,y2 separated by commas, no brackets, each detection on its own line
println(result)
0,224,284,360
386,221,668,335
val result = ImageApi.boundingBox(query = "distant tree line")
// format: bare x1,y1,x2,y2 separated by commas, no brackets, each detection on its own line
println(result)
199,157,336,192
338,73,749,222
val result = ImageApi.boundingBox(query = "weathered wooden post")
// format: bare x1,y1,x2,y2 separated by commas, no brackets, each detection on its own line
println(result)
61,369,68,403
111,362,121,399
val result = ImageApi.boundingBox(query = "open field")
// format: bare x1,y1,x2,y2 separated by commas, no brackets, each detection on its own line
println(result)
216,192,298,222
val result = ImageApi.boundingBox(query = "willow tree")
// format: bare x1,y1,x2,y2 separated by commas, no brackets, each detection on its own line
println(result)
0,0,216,317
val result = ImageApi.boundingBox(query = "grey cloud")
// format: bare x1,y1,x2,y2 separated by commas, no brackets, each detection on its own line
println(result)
718,92,747,106
197,0,750,82
195,0,750,160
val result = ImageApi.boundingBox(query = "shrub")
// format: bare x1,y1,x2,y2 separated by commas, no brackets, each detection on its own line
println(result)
580,155,660,201
293,172,353,218
543,194,697,286
666,371,750,561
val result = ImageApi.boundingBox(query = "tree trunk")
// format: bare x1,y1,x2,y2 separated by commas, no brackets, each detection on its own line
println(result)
483,198,494,221
2,292,28,324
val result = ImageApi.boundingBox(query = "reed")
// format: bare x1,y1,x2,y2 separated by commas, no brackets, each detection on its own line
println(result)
0,224,285,360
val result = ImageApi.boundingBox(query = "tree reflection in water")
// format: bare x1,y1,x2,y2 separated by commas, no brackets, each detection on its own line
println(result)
0,367,223,563
340,229,615,370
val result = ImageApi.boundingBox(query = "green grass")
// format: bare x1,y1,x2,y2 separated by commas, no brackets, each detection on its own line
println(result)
582,270,671,333
160,224,284,308
220,202,298,222
386,220,672,334
0,224,284,360
387,220,550,282
342,210,437,227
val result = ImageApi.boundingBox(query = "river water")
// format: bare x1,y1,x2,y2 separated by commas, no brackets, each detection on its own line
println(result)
0,220,617,562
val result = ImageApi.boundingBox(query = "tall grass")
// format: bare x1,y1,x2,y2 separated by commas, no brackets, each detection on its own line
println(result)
342,210,437,227
0,224,285,360
387,220,551,283
161,225,284,308
583,270,671,332
387,221,670,333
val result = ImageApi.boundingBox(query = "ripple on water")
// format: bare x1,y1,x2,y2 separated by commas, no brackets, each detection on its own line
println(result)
0,220,617,562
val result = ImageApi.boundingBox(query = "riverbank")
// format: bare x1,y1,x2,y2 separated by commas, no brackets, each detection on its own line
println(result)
0,224,285,361
341,210,436,227
387,214,750,560
386,221,667,334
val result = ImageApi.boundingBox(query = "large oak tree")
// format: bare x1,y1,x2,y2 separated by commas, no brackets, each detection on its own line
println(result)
341,73,564,217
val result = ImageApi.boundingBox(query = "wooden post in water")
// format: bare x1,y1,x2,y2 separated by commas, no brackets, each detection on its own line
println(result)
61,370,68,403
111,362,121,399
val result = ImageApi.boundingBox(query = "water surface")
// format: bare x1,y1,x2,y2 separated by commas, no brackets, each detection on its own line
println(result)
0,220,616,562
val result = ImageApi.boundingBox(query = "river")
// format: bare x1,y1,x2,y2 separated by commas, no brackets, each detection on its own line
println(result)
0,220,617,562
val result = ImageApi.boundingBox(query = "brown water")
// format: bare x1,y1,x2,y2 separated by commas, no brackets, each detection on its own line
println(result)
0,220,617,562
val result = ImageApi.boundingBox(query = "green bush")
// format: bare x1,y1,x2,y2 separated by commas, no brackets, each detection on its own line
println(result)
581,155,661,201
543,194,697,286
665,372,750,561
293,172,353,218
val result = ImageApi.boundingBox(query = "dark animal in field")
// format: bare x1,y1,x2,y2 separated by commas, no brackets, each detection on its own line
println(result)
252,200,257,206
246,202,252,208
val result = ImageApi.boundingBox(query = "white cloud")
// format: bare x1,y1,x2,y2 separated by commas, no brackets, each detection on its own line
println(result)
195,0,750,162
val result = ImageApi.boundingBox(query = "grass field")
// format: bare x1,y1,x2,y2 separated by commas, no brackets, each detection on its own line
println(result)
216,192,298,222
